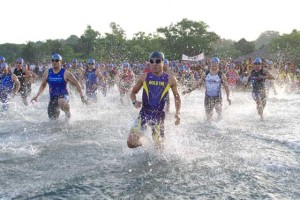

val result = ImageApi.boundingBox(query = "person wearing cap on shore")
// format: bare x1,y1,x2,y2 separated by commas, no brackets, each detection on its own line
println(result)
118,62,134,104
163,59,172,75
68,59,83,82
13,58,32,106
0,62,20,111
68,58,84,95
247,57,274,120
31,53,87,120
182,57,231,122
106,64,118,92
97,63,110,97
127,51,181,149
0,56,5,74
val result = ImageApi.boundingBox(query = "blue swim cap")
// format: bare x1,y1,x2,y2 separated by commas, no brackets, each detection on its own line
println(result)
122,62,130,67
72,58,78,63
254,57,262,65
164,59,169,64
88,58,95,64
1,63,8,68
17,58,24,63
149,51,164,60
211,57,220,63
0,56,5,62
52,53,62,60
179,65,186,72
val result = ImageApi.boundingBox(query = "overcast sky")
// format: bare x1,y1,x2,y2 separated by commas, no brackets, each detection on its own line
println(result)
1,0,299,44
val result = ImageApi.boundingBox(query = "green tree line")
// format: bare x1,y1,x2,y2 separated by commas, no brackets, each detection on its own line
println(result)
0,19,299,64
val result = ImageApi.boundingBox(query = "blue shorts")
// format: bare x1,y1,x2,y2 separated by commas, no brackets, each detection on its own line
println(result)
131,108,165,141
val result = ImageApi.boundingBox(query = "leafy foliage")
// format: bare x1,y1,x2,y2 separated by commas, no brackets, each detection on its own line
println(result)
234,38,255,55
211,39,242,60
269,29,300,63
0,20,298,64
157,18,219,59
254,31,280,50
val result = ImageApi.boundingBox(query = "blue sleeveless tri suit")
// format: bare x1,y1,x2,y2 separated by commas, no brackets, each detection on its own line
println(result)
0,73,14,111
47,68,69,119
84,68,98,99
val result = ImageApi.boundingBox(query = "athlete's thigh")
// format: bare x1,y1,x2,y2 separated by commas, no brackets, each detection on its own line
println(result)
204,96,215,113
57,95,69,105
48,97,60,119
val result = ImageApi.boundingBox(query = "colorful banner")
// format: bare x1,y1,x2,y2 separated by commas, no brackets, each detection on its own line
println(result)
182,53,205,61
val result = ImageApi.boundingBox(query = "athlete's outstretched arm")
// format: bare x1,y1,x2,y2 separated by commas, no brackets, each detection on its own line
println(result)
11,74,20,95
221,74,231,105
170,76,181,125
96,69,105,81
182,73,204,95
263,70,275,80
130,74,146,108
23,67,32,78
66,71,85,99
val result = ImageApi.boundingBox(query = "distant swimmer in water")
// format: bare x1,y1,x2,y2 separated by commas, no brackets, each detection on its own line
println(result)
13,58,33,106
118,62,134,104
0,63,20,111
81,58,104,103
246,57,274,120
127,51,181,149
31,53,87,120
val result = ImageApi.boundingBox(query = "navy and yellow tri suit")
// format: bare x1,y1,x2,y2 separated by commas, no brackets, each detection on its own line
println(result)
132,72,170,141
13,68,31,98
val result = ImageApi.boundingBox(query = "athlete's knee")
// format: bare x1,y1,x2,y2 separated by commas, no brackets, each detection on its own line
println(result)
215,103,222,111
127,140,140,148
127,137,141,148
127,131,142,148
